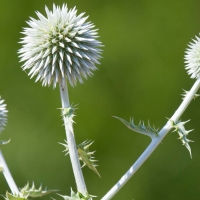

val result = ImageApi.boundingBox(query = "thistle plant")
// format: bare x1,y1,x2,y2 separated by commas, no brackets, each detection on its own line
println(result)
2,2,200,200
18,3,102,198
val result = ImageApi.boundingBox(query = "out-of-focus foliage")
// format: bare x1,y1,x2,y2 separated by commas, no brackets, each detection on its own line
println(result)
1,0,200,200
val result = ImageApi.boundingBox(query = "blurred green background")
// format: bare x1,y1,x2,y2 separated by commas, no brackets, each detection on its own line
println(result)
1,0,200,199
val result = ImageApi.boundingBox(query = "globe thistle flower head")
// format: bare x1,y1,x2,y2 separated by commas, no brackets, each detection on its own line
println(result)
185,35,200,79
18,4,102,88
0,97,8,133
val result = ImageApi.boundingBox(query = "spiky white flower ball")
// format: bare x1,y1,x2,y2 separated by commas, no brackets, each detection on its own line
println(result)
19,4,102,87
185,35,200,79
0,97,8,133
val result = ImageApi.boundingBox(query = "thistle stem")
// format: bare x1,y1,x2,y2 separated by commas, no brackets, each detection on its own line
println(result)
0,150,19,195
101,77,200,200
59,78,87,196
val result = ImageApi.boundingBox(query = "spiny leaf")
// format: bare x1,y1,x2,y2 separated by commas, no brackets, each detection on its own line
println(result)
58,104,77,125
60,140,100,177
60,105,76,118
114,116,159,139
57,188,95,200
4,183,57,200
3,192,28,200
170,119,194,158
77,140,100,177
20,182,58,198
181,89,200,100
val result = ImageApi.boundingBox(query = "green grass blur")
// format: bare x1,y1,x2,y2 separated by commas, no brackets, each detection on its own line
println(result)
1,0,200,199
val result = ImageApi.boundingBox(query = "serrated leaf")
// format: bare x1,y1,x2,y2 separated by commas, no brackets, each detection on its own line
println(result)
60,140,100,177
170,119,193,158
3,183,57,200
57,188,95,200
20,182,58,198
114,116,159,139
3,192,27,200
77,140,100,177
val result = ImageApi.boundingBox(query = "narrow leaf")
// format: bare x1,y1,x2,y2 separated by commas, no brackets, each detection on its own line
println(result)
114,116,159,139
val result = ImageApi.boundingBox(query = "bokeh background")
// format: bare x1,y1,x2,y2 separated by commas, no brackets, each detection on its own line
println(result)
1,0,200,199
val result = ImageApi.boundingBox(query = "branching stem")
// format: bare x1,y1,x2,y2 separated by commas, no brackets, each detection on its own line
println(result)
101,77,200,200
0,150,19,195
59,78,87,196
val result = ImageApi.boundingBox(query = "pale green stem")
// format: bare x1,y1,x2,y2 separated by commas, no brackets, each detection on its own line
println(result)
0,150,19,195
101,77,200,200
59,78,87,196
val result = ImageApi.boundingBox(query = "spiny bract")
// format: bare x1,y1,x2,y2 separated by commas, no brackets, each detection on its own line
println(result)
171,120,193,158
18,4,102,88
60,140,100,177
4,182,57,200
185,35,200,79
20,182,57,198
58,188,95,200
0,97,8,133
181,89,200,100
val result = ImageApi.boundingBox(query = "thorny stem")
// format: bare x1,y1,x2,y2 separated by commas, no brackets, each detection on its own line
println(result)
0,150,19,195
101,77,200,200
59,78,87,196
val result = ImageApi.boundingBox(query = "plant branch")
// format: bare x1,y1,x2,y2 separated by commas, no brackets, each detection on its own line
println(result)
101,77,200,200
0,150,19,195
59,78,87,196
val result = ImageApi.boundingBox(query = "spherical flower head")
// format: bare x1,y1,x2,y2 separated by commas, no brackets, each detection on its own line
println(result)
185,35,200,79
18,4,102,88
0,97,8,133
